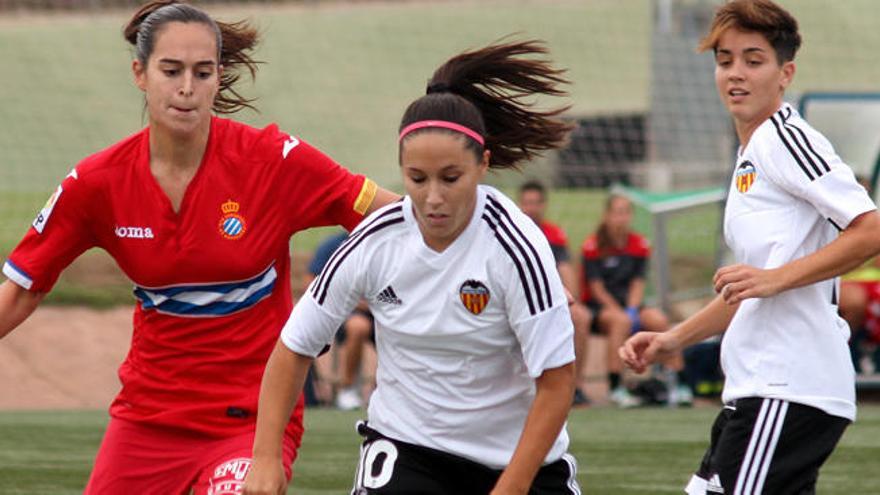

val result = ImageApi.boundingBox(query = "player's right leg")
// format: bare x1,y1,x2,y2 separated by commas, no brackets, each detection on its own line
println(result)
84,418,201,494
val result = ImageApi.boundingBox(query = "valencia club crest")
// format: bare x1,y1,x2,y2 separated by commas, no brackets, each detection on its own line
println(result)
218,199,247,240
460,280,490,315
735,160,757,193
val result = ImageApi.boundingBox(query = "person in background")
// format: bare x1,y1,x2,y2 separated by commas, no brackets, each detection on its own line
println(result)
581,193,690,407
839,176,880,374
303,230,376,409
518,179,593,406
0,1,396,492
621,1,880,492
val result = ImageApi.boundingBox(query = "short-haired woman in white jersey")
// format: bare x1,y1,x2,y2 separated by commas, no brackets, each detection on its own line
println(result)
244,40,582,495
620,1,880,493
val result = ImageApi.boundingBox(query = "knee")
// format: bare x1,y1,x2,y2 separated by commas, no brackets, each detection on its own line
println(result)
641,308,669,331
345,314,372,339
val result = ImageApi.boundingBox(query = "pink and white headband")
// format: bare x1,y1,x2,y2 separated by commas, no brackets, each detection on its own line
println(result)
398,120,485,146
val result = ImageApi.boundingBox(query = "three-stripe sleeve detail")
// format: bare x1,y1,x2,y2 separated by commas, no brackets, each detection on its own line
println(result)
733,398,789,495
311,205,404,306
483,196,553,316
770,110,830,181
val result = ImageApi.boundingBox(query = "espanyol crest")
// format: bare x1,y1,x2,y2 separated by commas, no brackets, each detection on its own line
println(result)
735,160,757,193
218,199,247,240
459,280,490,315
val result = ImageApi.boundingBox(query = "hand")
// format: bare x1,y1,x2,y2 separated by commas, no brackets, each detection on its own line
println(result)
619,331,680,374
564,288,575,306
242,458,287,495
625,306,640,334
713,264,784,304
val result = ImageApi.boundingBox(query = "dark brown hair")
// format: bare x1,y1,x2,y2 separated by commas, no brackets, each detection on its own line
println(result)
399,39,572,170
518,179,547,199
123,0,260,114
595,193,632,253
698,0,801,64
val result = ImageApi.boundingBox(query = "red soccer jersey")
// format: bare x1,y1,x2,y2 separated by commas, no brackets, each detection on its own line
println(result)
579,231,650,305
4,117,374,437
538,220,570,264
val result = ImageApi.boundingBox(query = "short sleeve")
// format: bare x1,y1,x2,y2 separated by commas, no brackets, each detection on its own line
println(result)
273,133,377,233
497,218,574,377
4,170,95,292
549,244,570,264
281,233,366,357
760,121,876,229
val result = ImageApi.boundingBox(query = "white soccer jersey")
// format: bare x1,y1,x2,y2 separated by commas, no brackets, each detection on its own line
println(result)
282,185,575,468
722,102,877,421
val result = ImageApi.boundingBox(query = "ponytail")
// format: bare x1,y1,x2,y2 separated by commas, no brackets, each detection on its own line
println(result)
399,39,572,169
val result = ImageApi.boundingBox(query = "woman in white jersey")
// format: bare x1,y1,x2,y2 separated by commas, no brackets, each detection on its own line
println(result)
620,1,880,493
244,40,580,495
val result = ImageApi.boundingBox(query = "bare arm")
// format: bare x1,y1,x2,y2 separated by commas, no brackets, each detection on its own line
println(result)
715,210,880,304
555,261,579,297
243,340,314,495
364,186,401,216
620,294,738,373
491,363,574,495
0,280,45,340
625,278,645,309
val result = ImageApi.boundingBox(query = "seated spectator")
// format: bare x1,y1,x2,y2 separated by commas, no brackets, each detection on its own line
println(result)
840,256,880,374
580,193,691,407
518,180,593,406
839,176,880,374
304,231,376,409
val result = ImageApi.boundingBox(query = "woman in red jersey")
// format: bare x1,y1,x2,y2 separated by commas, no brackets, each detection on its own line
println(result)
580,194,687,407
0,1,395,493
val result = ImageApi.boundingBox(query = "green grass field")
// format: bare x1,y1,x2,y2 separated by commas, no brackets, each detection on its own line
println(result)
1,405,879,494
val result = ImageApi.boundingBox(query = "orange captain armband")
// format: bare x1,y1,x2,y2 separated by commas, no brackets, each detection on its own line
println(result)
353,178,377,216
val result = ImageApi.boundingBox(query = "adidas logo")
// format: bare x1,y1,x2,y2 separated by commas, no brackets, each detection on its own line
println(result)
376,285,402,305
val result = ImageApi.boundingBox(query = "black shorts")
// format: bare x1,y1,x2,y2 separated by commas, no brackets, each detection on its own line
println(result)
686,397,849,495
351,422,581,495
585,301,642,335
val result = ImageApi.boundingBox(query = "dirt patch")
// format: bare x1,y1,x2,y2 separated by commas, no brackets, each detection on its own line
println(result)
0,306,132,410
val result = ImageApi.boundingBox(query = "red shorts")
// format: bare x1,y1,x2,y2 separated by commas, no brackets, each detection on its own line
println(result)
84,417,300,494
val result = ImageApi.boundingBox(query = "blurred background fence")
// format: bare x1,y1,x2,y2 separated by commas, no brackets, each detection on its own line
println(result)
1,0,878,308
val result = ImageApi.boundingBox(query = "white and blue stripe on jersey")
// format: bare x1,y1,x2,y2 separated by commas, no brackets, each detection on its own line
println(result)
133,263,277,317
2,259,33,290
